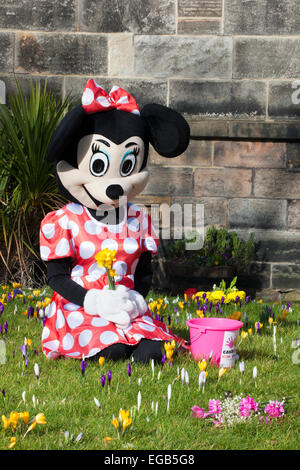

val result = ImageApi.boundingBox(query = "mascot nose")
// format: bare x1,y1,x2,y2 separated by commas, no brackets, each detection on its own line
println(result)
106,184,124,200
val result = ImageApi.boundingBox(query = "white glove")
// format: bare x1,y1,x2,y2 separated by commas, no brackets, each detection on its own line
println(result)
83,285,136,328
127,290,148,320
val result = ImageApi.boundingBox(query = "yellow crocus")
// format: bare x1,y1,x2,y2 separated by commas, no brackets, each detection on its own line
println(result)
33,290,41,297
20,411,29,425
218,367,227,380
8,437,17,449
248,328,252,335
111,417,119,430
241,331,248,340
35,413,47,425
98,356,105,367
196,309,204,318
268,317,274,326
178,301,184,310
9,412,19,431
2,414,10,430
198,359,207,372
122,416,132,431
12,282,21,289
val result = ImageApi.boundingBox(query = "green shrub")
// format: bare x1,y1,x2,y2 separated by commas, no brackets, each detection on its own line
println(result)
0,79,70,285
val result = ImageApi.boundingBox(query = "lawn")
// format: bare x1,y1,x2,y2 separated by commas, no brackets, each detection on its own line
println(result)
0,284,299,451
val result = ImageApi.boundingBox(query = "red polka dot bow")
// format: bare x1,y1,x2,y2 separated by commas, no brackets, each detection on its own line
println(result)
81,79,140,115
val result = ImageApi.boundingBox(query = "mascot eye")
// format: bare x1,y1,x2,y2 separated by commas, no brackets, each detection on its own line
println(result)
120,149,138,177
90,147,109,177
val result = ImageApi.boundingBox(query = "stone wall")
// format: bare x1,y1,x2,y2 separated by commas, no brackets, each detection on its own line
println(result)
1,0,300,298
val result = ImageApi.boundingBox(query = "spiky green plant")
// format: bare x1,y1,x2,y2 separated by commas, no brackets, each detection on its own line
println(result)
0,79,70,285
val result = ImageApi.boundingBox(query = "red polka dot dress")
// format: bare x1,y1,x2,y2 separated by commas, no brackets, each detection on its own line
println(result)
40,202,178,359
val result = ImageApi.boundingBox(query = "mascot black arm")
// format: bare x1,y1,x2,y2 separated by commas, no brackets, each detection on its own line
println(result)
46,252,153,307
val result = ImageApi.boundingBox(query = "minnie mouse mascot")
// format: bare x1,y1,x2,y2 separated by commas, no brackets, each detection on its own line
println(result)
40,79,190,363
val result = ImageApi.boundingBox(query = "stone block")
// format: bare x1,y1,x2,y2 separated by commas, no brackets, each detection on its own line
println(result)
254,169,300,199
0,74,63,102
177,18,221,35
15,33,107,75
268,81,300,120
272,264,300,289
169,80,266,117
142,167,193,196
286,143,300,172
253,230,300,263
233,37,300,79
228,198,287,230
287,200,300,230
79,0,176,34
134,36,232,79
178,0,222,17
64,77,168,108
0,0,76,31
0,33,14,73
194,168,252,197
224,0,300,35
149,139,212,167
172,196,227,228
108,34,134,77
214,141,287,168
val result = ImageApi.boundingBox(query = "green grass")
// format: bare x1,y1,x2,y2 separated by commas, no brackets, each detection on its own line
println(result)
0,287,299,450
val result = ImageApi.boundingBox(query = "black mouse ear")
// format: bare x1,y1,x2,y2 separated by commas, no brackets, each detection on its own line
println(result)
46,104,86,163
140,103,190,158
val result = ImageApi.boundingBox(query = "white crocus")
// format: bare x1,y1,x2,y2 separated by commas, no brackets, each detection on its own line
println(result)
167,384,172,412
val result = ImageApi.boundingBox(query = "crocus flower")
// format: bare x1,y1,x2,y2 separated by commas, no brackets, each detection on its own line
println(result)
0,325,2,336
1,388,5,398
161,354,166,366
127,362,131,378
100,374,106,388
34,363,40,380
80,357,87,379
3,321,7,334
94,397,101,409
98,356,105,367
0,304,4,315
107,369,112,387
245,295,250,304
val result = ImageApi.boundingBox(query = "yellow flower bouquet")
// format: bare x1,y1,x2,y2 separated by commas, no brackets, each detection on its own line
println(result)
94,248,117,290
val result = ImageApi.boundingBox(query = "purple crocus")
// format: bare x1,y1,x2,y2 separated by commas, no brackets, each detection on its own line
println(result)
107,369,112,387
3,321,8,335
244,313,248,327
0,304,4,315
80,357,87,379
245,295,251,304
0,325,2,336
100,374,106,387
167,315,171,325
1,388,5,398
161,354,166,366
12,350,15,359
127,362,131,378
20,344,27,359
25,357,29,368
27,306,34,318
221,296,225,304
235,295,240,304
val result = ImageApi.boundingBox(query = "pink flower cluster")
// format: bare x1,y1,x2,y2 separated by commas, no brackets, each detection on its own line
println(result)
264,400,285,419
239,396,259,417
192,399,222,420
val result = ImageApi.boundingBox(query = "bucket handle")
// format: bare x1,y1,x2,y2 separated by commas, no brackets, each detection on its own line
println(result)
190,328,206,343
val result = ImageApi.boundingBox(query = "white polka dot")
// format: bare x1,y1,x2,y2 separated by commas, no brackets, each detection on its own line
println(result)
66,351,81,357
64,302,81,311
46,301,56,318
82,87,94,106
69,220,79,238
84,220,102,235
138,322,156,332
42,326,50,340
73,277,84,287
123,237,139,254
113,260,127,276
144,237,157,253
131,259,139,274
40,246,51,261
142,216,148,231
127,217,139,232
91,317,109,327
56,309,65,330
107,222,124,234
79,329,93,347
67,203,83,215
62,333,74,350
58,215,69,230
100,330,119,345
55,209,65,216
42,223,55,239
86,348,101,358
133,333,144,341
71,265,84,277
67,311,84,328
128,203,141,217
101,239,118,251
55,238,70,257
43,339,60,351
142,315,154,324
79,241,95,259
88,263,106,276
96,95,110,107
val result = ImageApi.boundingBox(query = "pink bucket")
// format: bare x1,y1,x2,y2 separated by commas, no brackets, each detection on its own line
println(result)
186,317,243,368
